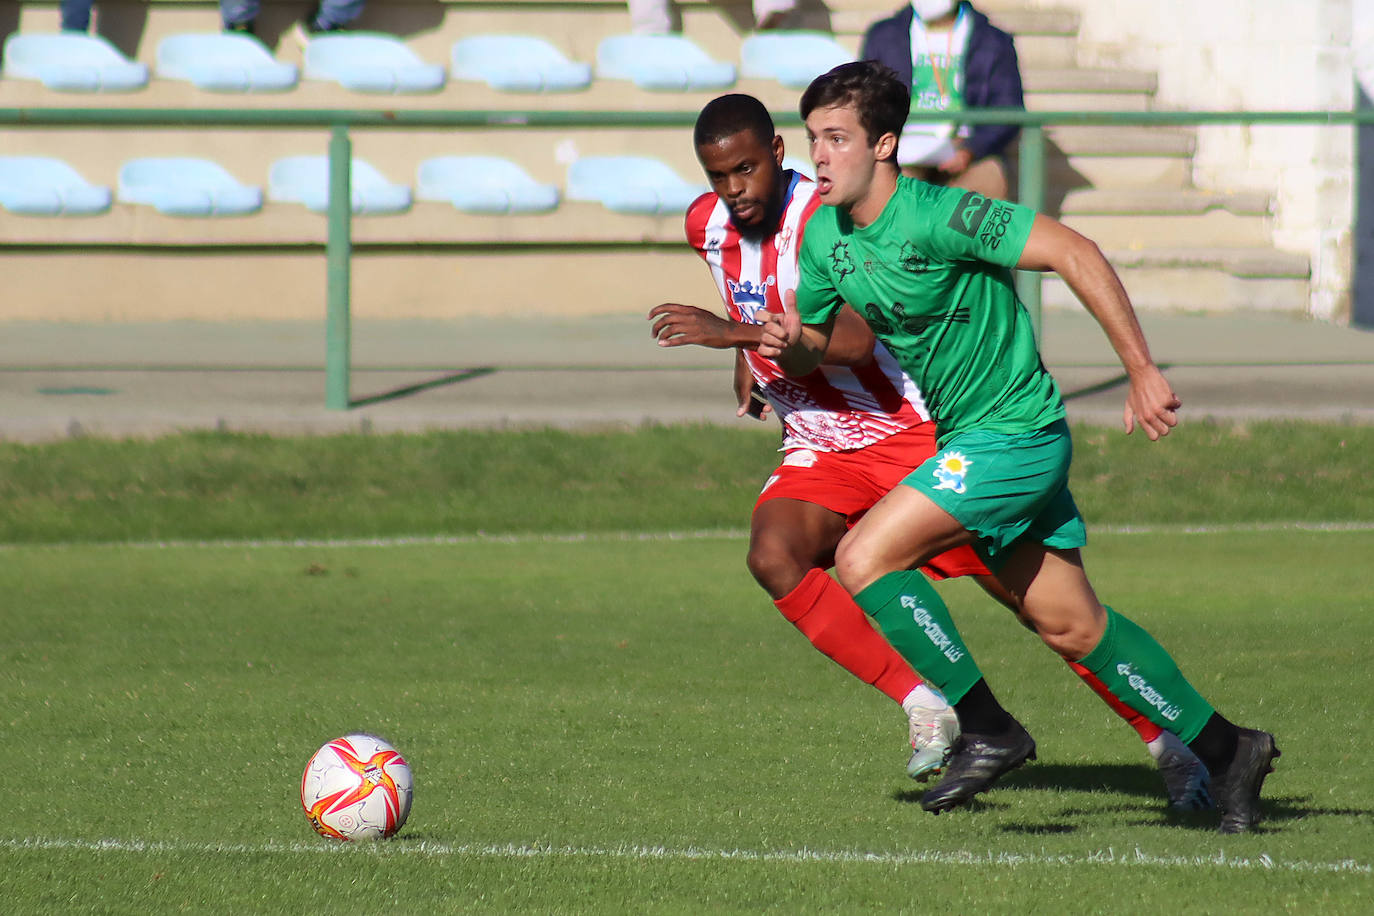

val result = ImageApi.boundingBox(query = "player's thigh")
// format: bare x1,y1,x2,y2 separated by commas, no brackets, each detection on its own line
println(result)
834,485,974,593
998,543,1106,657
750,496,850,568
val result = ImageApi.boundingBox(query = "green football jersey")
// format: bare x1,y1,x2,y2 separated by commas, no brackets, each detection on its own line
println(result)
796,177,1064,439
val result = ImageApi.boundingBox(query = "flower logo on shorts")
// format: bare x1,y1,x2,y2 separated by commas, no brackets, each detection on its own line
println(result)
932,450,972,494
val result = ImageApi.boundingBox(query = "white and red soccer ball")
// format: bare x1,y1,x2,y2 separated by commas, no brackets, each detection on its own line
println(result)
300,733,413,841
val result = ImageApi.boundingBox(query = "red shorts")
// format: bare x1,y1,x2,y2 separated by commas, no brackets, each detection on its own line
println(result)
753,424,989,581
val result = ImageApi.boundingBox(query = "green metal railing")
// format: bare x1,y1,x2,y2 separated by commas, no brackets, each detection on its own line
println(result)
2,106,1370,408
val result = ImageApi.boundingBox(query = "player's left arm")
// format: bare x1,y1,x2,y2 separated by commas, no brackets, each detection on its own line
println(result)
1016,214,1181,440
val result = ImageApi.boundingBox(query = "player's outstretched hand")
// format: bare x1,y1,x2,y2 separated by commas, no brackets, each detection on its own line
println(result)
1124,365,1181,440
756,289,803,360
649,303,737,350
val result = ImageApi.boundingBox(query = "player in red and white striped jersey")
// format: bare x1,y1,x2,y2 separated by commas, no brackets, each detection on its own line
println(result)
648,94,1212,807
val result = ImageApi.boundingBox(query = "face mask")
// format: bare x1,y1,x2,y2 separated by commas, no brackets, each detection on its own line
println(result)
911,0,958,20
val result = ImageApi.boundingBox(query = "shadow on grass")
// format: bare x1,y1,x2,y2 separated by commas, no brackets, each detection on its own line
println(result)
349,367,497,408
895,762,1371,834
1060,363,1174,402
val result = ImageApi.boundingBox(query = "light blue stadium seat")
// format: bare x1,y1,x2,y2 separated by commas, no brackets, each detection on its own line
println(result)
595,34,735,91
740,32,853,88
451,35,591,92
268,155,412,214
117,157,263,217
303,33,445,93
417,156,559,214
566,155,706,215
0,156,111,215
156,33,298,93
1,33,148,92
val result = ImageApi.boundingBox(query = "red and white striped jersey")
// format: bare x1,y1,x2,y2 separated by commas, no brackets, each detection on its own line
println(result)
684,171,930,452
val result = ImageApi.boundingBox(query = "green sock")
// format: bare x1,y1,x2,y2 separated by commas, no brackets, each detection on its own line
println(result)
1077,606,1215,743
854,570,984,703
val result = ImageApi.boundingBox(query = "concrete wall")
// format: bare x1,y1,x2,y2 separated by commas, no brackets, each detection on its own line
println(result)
1010,0,1360,322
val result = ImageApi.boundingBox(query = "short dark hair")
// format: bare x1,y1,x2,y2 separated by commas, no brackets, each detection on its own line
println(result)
694,93,776,149
799,61,909,151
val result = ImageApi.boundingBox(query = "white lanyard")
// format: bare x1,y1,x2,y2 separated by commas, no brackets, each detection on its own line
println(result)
909,5,971,104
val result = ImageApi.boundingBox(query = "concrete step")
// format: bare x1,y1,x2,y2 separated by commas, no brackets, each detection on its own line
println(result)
1058,189,1274,248
1024,68,1157,112
1061,188,1272,216
1041,126,1196,190
830,8,1081,68
1043,247,1311,314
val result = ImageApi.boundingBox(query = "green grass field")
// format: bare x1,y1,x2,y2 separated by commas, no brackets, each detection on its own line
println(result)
3,424,1372,912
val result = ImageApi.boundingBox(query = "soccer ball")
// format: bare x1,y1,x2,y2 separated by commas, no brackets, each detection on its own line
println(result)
300,733,413,841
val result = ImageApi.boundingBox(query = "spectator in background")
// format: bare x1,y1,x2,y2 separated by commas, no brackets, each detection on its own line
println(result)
861,0,1023,199
222,1,365,37
628,0,796,34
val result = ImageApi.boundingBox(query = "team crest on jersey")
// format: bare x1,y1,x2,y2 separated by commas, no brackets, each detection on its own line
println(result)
727,276,776,323
777,226,794,256
898,242,931,273
830,241,855,279
932,450,972,494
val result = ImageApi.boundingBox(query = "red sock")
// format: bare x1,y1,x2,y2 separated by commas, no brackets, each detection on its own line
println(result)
1066,659,1162,744
774,568,921,705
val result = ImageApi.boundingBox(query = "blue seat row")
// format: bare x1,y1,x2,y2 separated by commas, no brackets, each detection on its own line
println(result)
0,154,709,217
1,29,854,94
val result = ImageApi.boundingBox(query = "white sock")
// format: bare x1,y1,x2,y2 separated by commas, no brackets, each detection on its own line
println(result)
1145,728,1191,762
901,684,948,715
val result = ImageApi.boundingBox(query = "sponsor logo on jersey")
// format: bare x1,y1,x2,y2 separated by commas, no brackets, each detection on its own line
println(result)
932,450,971,494
948,191,991,239
978,202,1016,250
727,276,776,323
830,240,856,279
704,235,724,252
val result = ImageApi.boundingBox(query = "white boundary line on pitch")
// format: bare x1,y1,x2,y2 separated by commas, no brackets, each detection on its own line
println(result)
3,521,1374,553
1,836,1369,875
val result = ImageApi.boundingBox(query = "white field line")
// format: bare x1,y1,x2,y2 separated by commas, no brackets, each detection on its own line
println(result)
1,836,1369,875
3,521,1374,553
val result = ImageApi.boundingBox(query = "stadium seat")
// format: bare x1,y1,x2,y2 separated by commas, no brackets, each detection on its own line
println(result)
268,155,412,214
117,157,263,217
0,156,112,215
739,32,853,88
594,34,735,91
1,32,148,92
155,33,298,93
303,33,445,94
450,35,591,92
565,155,705,215
417,156,559,214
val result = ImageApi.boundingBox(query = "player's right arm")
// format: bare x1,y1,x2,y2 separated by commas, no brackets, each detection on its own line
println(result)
758,289,833,376
761,214,845,375
649,302,762,350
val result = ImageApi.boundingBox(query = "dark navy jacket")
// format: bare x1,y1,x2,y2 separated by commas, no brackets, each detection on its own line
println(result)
860,3,1024,161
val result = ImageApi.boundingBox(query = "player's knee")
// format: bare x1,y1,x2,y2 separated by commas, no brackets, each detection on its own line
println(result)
746,539,810,599
1032,614,1106,660
832,537,884,596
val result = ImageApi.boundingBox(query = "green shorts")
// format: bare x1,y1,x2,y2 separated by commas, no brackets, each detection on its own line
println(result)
899,418,1086,570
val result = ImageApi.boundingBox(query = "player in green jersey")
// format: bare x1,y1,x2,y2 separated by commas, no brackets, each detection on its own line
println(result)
757,60,1278,834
